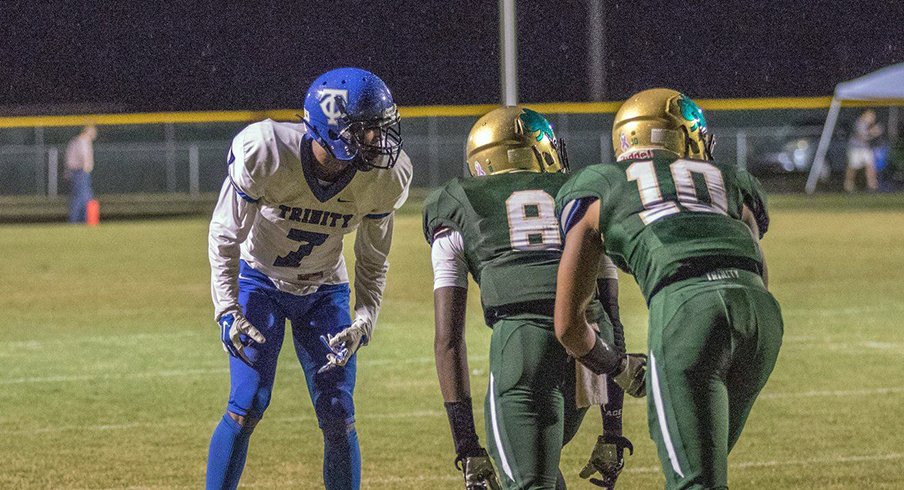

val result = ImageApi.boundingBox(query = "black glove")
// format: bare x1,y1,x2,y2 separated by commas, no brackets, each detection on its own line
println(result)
579,434,634,488
456,448,501,490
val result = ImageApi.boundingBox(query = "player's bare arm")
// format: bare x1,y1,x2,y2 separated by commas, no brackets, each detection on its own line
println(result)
429,228,472,404
555,199,646,398
429,226,499,489
434,286,471,402
433,284,497,479
555,199,604,357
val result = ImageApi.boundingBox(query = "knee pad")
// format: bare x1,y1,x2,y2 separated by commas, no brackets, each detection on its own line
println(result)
314,391,354,431
228,383,273,419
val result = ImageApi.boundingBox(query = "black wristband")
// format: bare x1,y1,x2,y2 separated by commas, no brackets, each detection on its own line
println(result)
444,398,482,458
577,335,625,376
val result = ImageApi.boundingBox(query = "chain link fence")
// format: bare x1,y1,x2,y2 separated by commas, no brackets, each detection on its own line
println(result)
1,107,900,201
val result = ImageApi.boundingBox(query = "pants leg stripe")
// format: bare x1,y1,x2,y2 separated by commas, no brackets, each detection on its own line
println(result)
488,373,515,481
650,352,685,478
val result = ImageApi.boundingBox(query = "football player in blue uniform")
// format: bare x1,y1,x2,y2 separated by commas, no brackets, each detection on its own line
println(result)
205,67,412,490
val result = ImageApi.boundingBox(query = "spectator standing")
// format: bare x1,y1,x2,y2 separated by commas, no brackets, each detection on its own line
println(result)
65,125,97,222
845,110,883,192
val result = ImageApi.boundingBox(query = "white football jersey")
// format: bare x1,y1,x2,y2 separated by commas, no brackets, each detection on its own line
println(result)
209,119,412,318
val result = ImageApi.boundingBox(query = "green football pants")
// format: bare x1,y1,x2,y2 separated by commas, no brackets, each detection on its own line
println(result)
484,317,588,490
645,269,783,490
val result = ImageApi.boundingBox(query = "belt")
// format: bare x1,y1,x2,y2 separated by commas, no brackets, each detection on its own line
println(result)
647,256,762,302
485,298,556,326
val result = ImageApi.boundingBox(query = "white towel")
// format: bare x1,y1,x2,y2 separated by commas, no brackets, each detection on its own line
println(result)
575,322,609,408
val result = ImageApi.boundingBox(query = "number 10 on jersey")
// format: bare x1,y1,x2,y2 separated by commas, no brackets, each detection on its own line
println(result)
626,159,728,225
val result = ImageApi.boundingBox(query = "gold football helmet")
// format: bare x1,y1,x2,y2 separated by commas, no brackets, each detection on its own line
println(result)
465,106,568,176
611,88,714,161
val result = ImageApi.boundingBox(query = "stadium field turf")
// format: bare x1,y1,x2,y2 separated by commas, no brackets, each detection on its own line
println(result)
2,194,903,489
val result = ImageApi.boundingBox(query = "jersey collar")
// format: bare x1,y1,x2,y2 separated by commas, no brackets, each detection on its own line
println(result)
299,136,358,203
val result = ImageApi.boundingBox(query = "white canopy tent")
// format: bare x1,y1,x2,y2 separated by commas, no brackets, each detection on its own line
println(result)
806,63,904,193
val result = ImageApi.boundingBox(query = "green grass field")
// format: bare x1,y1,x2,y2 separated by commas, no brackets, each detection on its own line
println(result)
2,194,903,489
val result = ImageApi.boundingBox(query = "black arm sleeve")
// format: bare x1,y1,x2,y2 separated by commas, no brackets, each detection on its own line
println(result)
602,375,625,436
597,277,626,354
444,397,483,458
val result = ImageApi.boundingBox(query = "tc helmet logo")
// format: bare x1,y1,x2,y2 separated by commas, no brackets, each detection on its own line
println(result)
318,89,349,126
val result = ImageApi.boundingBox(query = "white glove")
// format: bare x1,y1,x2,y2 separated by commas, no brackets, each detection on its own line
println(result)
219,311,266,367
318,318,371,373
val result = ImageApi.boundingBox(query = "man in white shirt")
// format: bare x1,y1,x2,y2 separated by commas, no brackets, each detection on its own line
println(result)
845,109,883,192
206,67,412,490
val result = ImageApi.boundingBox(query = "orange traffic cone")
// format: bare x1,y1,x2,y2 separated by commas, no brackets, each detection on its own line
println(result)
86,199,100,227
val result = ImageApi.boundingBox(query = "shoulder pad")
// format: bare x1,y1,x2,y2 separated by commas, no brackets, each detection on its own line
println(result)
422,179,467,245
361,150,414,215
227,121,283,201
555,165,611,216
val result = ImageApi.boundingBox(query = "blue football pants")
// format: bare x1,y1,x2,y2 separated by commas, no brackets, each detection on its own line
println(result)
206,260,359,490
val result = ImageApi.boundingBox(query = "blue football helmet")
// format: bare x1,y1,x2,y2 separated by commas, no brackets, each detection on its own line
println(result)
303,67,403,171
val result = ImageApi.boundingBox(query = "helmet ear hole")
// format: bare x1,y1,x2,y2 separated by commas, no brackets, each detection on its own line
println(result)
531,146,545,172
680,126,690,156
543,152,556,169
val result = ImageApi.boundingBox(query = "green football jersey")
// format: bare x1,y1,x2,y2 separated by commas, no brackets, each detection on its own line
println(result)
556,152,769,302
423,172,570,323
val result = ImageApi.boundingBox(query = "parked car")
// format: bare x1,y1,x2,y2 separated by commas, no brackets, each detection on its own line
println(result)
747,121,848,176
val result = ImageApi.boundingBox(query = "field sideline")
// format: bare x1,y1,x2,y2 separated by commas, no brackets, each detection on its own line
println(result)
2,194,903,489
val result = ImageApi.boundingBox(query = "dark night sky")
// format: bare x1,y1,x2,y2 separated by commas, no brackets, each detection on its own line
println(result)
1,1,902,114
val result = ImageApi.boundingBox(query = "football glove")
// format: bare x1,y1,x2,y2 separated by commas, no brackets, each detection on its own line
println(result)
456,448,501,490
580,434,635,489
318,318,370,373
613,353,647,398
219,311,266,367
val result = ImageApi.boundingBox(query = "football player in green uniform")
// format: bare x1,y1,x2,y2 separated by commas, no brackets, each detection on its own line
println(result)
554,89,783,490
423,106,646,489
